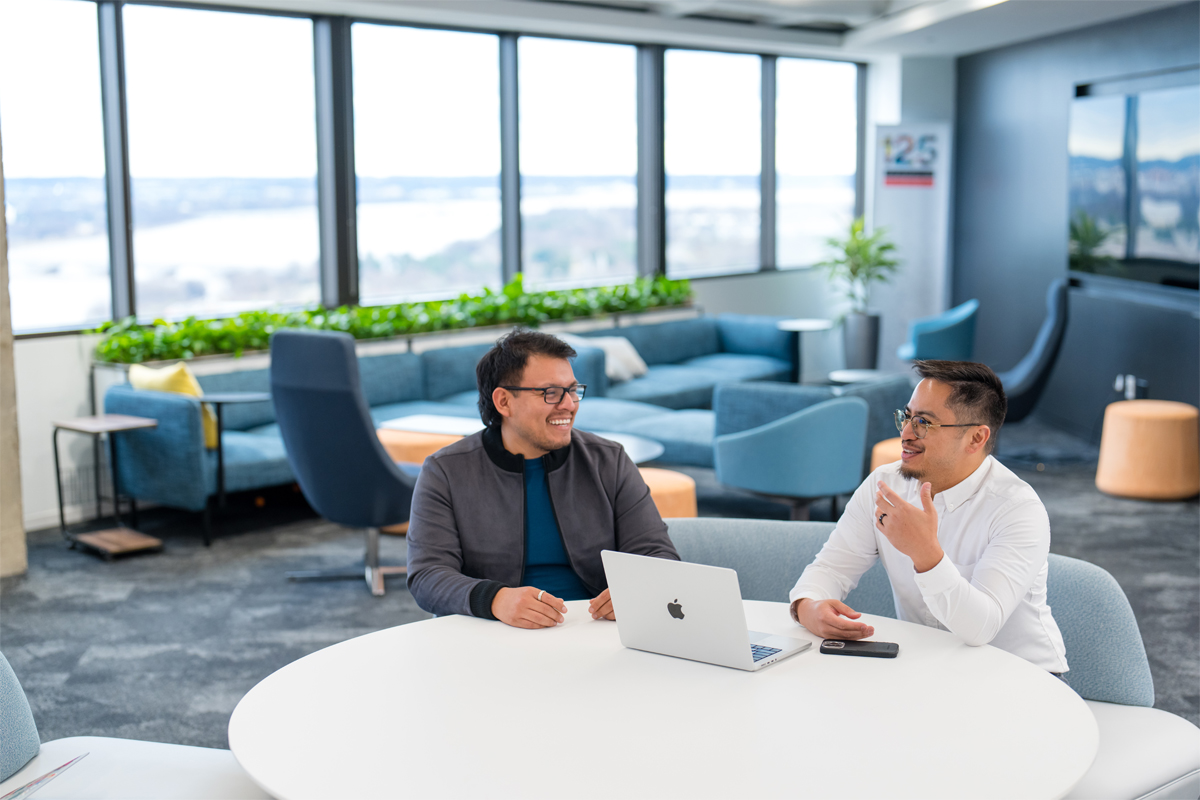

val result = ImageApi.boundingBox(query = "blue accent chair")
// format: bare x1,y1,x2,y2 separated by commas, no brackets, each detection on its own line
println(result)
0,653,39,782
666,516,1200,800
997,279,1069,423
713,396,869,520
270,329,417,596
896,299,979,361
0,651,269,797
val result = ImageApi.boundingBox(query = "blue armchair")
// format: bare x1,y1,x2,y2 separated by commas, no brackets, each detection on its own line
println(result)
714,396,868,520
896,298,979,361
713,375,915,476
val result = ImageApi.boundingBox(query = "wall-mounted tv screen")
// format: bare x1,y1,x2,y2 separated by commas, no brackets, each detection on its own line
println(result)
1069,71,1199,291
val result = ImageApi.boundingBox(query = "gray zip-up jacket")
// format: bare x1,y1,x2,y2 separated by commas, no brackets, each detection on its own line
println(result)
406,425,679,619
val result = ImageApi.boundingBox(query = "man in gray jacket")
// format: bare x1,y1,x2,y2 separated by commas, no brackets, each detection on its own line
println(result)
406,329,679,629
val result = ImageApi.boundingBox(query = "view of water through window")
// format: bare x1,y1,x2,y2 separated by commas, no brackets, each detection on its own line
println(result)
519,37,637,289
1,7,864,331
353,24,502,305
664,49,762,278
1,0,110,333
123,5,320,323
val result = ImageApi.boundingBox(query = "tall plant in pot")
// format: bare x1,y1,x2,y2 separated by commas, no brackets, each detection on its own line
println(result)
817,217,901,370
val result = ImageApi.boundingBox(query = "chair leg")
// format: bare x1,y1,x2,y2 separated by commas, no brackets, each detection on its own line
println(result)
789,500,811,521
289,527,406,597
201,502,213,548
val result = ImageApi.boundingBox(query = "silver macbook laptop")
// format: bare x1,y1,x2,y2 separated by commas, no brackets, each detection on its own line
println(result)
601,551,812,671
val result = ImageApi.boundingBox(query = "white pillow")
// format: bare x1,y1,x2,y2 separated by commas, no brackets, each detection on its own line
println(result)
559,334,649,383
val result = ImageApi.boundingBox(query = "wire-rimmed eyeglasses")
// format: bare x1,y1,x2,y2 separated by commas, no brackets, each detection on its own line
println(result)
894,409,981,439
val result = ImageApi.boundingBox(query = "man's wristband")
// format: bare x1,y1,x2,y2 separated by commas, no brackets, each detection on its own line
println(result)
468,580,505,620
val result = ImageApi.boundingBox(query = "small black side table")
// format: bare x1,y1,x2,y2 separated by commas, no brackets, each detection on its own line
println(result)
52,414,163,560
203,392,272,510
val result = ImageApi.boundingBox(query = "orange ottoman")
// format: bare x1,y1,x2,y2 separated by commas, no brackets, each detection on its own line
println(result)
871,437,903,471
376,429,462,534
1095,400,1200,500
377,428,462,466
639,468,698,518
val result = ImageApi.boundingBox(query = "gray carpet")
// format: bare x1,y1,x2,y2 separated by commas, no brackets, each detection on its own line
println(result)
2,418,1196,749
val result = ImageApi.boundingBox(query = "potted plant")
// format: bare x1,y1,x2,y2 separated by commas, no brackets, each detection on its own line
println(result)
817,217,901,370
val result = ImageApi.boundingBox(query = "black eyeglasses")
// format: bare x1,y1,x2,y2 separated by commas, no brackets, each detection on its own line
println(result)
501,385,586,404
894,409,981,439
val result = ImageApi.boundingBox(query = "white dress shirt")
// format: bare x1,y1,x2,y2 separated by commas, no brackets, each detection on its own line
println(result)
789,455,1069,673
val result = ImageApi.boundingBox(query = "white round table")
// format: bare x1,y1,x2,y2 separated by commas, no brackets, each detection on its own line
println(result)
591,431,665,464
776,318,836,333
777,319,835,384
229,601,1097,800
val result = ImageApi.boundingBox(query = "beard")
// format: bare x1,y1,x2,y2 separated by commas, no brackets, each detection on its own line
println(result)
899,463,925,480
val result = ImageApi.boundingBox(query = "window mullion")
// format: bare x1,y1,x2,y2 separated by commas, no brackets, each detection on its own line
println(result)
98,1,134,320
760,54,776,271
314,16,358,309
636,45,665,279
855,63,867,220
499,33,521,284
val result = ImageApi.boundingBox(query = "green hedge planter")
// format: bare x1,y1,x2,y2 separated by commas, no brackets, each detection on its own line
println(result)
93,275,693,364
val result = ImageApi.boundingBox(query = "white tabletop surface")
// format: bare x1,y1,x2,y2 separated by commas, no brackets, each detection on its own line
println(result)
378,417,664,464
379,414,485,436
829,368,889,384
777,318,836,332
592,431,665,464
229,601,1096,800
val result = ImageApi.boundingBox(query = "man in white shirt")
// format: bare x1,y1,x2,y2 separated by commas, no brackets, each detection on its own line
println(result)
790,360,1068,673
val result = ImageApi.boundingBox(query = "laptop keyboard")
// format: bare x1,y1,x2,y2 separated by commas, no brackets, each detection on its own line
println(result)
750,644,782,662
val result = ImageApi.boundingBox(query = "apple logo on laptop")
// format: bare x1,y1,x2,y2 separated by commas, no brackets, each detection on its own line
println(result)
667,599,685,620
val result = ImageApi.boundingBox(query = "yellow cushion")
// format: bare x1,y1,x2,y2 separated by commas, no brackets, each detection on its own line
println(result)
128,362,218,449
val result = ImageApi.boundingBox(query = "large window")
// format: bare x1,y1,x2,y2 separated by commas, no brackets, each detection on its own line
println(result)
664,49,761,278
0,0,110,334
353,24,501,304
4,5,864,337
776,58,858,269
519,37,637,289
123,5,319,322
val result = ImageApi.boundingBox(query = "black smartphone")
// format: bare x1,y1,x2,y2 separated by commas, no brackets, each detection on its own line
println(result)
820,639,899,658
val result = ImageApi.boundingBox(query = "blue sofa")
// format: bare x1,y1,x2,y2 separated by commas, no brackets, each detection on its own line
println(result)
102,314,796,515
580,313,797,409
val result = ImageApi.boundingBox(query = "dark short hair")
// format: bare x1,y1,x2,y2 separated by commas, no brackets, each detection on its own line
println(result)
476,329,577,427
913,360,1007,453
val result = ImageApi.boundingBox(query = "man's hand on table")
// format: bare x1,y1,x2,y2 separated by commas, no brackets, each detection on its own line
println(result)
492,587,567,629
792,598,874,640
588,588,616,621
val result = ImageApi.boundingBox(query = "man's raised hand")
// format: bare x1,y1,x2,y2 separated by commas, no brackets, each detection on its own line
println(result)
875,481,944,573
792,598,875,640
492,587,567,629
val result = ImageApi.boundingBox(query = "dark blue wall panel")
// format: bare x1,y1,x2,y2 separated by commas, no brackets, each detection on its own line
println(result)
954,2,1200,440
